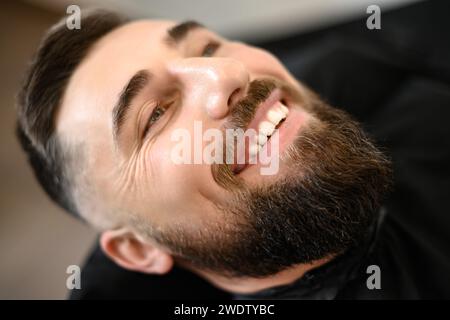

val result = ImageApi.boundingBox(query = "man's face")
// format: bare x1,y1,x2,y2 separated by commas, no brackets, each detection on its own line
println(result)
57,20,391,277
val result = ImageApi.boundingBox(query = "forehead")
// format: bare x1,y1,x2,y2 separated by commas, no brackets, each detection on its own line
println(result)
56,19,175,142
79,19,176,86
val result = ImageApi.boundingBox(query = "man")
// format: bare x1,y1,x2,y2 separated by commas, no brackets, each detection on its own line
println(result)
17,0,450,299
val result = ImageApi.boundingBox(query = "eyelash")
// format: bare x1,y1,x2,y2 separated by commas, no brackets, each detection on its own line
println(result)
142,42,220,137
143,103,168,137
201,41,220,57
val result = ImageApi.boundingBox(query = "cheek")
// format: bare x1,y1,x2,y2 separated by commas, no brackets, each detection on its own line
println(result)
142,132,228,219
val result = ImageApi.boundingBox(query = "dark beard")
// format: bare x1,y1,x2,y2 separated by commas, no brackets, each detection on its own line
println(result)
136,81,393,278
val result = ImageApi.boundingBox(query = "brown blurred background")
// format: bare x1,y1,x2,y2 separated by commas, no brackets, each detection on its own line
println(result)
0,0,419,299
0,1,96,299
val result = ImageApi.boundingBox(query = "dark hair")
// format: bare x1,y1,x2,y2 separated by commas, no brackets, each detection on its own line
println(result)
16,10,127,218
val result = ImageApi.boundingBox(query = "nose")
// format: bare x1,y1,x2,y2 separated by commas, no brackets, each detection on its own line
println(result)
168,57,249,119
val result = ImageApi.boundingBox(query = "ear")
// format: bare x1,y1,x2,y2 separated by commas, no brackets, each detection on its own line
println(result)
100,228,173,275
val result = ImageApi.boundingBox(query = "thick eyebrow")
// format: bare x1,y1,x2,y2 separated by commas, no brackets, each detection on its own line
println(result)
112,21,204,143
165,20,205,45
112,69,151,143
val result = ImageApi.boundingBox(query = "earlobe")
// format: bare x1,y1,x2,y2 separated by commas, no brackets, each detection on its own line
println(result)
100,228,173,274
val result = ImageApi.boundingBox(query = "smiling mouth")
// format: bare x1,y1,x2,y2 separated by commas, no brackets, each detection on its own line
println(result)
232,93,290,175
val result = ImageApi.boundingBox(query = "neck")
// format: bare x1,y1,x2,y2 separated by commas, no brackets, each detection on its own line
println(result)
182,257,333,295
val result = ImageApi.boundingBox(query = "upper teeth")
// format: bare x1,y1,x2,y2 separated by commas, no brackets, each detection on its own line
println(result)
258,102,288,140
259,121,276,137
248,101,289,158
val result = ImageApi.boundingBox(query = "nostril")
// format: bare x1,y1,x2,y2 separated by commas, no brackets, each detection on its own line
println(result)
228,88,241,107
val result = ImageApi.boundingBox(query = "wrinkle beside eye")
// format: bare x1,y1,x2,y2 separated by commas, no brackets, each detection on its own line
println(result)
114,140,155,199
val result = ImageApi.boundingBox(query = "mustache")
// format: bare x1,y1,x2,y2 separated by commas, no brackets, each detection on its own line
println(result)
226,77,304,132
226,79,277,131
211,79,277,190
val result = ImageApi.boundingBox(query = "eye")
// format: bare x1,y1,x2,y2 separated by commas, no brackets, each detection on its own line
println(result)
201,41,220,57
143,104,167,136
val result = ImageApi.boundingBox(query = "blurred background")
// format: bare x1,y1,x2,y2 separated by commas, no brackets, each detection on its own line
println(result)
0,0,420,299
